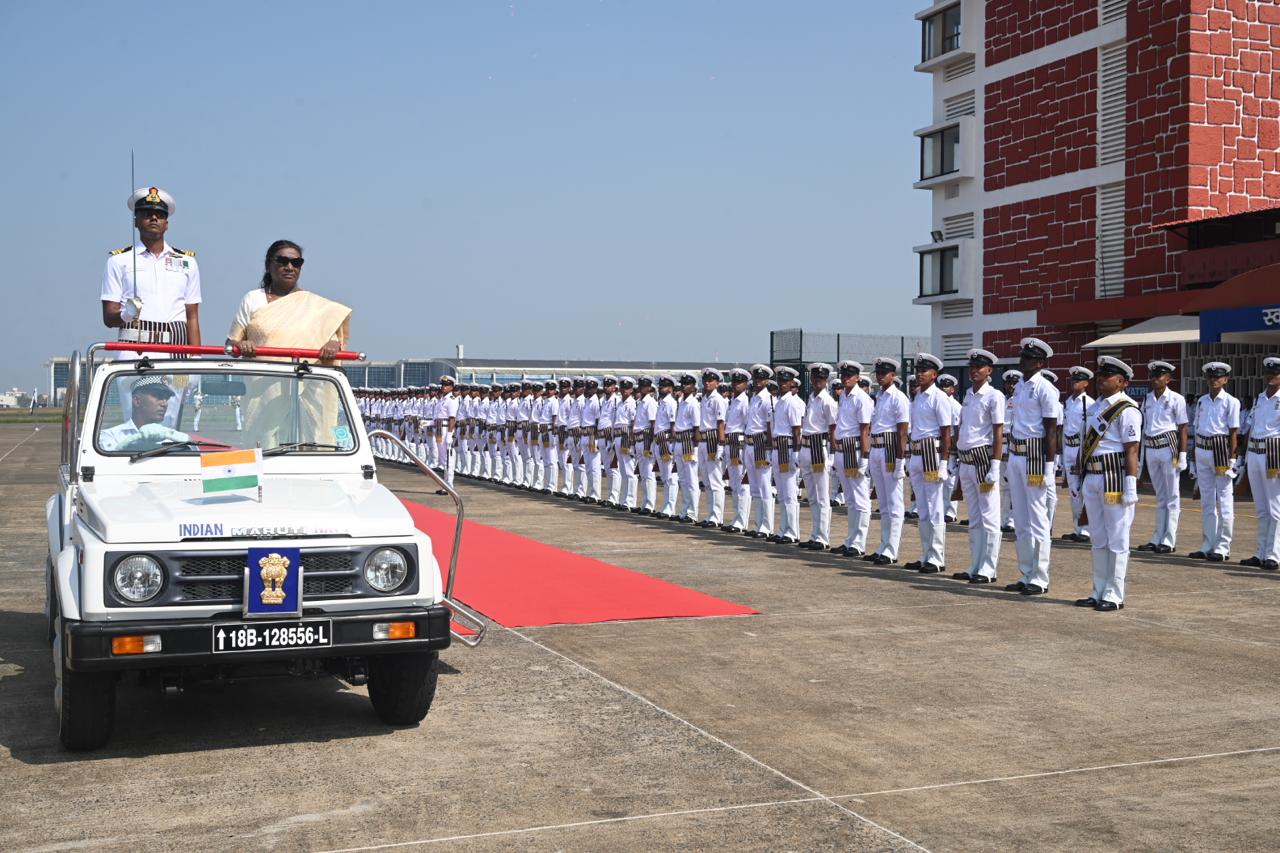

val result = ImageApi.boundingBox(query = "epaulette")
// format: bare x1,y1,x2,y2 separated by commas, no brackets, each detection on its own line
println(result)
109,245,132,256
172,247,196,257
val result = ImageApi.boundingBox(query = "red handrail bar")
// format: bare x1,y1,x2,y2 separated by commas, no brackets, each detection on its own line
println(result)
103,342,366,361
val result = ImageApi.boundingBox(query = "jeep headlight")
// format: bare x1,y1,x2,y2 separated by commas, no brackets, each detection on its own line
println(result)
113,555,165,603
364,548,409,592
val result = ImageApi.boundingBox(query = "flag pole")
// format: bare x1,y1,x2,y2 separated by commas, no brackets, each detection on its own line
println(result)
256,441,263,503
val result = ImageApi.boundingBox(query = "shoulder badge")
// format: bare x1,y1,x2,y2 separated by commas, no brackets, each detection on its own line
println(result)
172,247,195,257
109,245,132,256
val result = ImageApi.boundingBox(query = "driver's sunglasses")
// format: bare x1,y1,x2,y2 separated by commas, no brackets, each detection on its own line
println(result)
273,256,305,268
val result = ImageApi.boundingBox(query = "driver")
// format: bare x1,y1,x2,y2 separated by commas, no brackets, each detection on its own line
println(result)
99,376,192,451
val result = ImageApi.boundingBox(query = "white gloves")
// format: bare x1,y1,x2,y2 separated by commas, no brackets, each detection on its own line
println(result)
1227,459,1239,480
139,423,190,443
985,459,1000,485
120,296,143,323
1122,475,1139,506
894,459,906,480
1175,452,1187,472
1043,460,1056,487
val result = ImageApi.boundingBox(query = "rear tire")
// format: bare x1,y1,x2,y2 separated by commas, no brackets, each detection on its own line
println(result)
53,613,116,751
367,652,439,725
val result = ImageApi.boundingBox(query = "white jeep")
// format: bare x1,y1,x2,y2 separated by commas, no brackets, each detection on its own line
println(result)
46,344,484,750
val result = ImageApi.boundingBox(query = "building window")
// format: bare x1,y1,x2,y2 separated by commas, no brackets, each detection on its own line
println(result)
921,4,962,62
920,125,960,180
920,246,959,297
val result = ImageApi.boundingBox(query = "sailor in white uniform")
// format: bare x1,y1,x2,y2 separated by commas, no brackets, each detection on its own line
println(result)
937,374,963,523
744,365,776,538
1189,361,1240,561
768,366,805,544
612,377,639,508
864,358,910,565
905,354,953,573
952,348,1005,583
999,370,1021,533
1136,361,1189,554
674,374,702,522
723,368,753,533
798,363,838,549
696,369,729,528
1240,357,1280,570
1004,339,1059,596
631,376,660,514
833,360,873,556
1060,366,1095,543
655,376,681,518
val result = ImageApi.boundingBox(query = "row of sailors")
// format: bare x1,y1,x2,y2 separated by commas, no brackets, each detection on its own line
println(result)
354,339,1280,613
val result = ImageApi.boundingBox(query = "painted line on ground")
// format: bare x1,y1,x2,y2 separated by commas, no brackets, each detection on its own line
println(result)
834,745,1280,800
0,429,40,464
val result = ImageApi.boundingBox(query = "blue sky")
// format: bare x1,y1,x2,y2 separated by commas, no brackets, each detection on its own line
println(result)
1,1,929,392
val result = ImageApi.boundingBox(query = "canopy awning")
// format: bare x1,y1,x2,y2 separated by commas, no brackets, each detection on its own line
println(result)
1084,315,1200,349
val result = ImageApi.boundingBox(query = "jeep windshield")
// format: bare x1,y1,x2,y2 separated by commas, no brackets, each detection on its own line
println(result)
94,369,357,456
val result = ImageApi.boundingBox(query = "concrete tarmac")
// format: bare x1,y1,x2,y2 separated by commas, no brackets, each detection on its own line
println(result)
2,422,1277,851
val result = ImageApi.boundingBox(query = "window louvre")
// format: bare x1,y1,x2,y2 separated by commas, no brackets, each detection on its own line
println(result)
941,301,974,319
942,333,973,361
944,91,975,120
944,183,960,200
1101,0,1126,25
942,212,975,239
943,56,975,81
1098,42,1126,166
1096,182,1126,298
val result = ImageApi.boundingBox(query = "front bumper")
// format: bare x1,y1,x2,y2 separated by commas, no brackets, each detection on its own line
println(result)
64,605,452,672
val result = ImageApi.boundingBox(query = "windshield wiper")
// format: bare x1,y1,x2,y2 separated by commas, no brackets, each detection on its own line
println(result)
263,441,344,456
128,439,226,463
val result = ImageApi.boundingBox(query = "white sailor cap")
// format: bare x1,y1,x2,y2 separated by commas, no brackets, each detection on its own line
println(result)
750,363,774,380
131,375,174,397
637,374,654,386
1202,361,1232,377
874,357,900,373
967,348,997,367
128,186,176,216
729,367,751,382
658,374,676,386
1039,369,1058,383
1097,356,1134,379
602,375,618,385
775,365,800,382
807,362,833,378
1148,360,1176,375
1018,337,1054,360
936,374,957,388
619,376,636,388
1068,365,1094,381
1264,357,1280,373
585,376,600,387
702,367,723,382
1002,369,1023,383
915,353,943,372
678,372,698,385
439,375,456,385
837,360,863,375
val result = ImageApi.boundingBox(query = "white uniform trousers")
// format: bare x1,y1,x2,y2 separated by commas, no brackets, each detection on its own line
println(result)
1063,445,1089,538
524,434,537,486
726,447,751,530
1194,447,1234,556
606,437,623,504
798,443,832,545
944,467,959,521
615,438,637,507
559,437,577,495
906,453,947,567
455,432,468,474
595,432,613,500
635,448,658,511
1000,461,1013,528
677,440,700,520
1247,451,1280,563
771,446,800,539
698,444,726,524
959,462,1001,579
744,441,774,536
1082,473,1134,605
1007,453,1052,589
868,448,905,559
835,451,870,552
1144,445,1181,549
436,430,455,488
572,437,588,497
582,434,602,500
657,449,679,515
541,436,559,492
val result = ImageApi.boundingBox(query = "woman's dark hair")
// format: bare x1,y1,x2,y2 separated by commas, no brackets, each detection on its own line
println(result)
261,239,304,290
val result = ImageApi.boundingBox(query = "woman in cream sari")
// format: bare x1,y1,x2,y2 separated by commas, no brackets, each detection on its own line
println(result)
226,240,353,449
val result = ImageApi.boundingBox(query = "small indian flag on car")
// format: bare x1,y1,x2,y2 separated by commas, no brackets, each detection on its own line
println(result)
201,448,263,496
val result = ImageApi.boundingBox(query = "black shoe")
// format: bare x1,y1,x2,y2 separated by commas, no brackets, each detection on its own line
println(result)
1061,532,1080,542
904,560,923,571
779,536,800,545
656,512,671,520
1093,600,1123,612
1207,553,1226,562
1005,581,1027,592
959,519,970,527
435,489,449,496
615,505,630,512
861,551,879,562
951,571,972,580
726,526,744,534
810,543,830,552
1136,542,1157,552
905,510,919,519
1155,544,1174,554
1074,597,1098,608
640,509,654,516
585,497,598,505
678,516,693,524
798,540,816,549
1020,584,1047,596
1188,551,1208,559
833,545,851,556
1241,556,1263,567
1001,525,1015,534
848,548,865,557
630,507,643,513
871,554,894,566
945,515,958,524
1265,560,1279,571
968,575,995,585
766,534,783,543
919,563,945,574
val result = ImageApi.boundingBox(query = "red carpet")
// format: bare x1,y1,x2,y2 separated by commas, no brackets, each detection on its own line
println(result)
400,499,759,628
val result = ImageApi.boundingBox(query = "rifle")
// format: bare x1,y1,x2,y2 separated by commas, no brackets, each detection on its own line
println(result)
1076,393,1089,526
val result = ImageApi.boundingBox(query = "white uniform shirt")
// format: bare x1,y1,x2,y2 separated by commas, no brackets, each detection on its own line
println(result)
1009,374,1059,439
544,395,561,424
946,394,962,429
102,242,202,323
1249,389,1280,439
1062,393,1094,438
870,384,910,434
726,391,750,433
909,384,950,441
635,394,657,430
958,382,1005,450
656,393,677,432
437,393,459,423
1195,390,1240,437
772,391,804,437
675,395,700,432
801,388,837,436
747,390,774,435
700,390,728,432
582,394,601,430
835,386,873,440
1087,392,1142,454
1142,388,1189,436
617,396,637,429
598,393,617,430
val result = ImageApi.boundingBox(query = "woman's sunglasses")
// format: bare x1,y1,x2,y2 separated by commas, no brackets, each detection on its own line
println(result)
273,256,305,268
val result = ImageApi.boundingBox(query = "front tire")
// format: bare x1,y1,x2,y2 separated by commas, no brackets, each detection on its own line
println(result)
53,612,116,751
367,652,439,725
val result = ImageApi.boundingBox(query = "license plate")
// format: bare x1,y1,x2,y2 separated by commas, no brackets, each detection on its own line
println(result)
211,619,332,653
